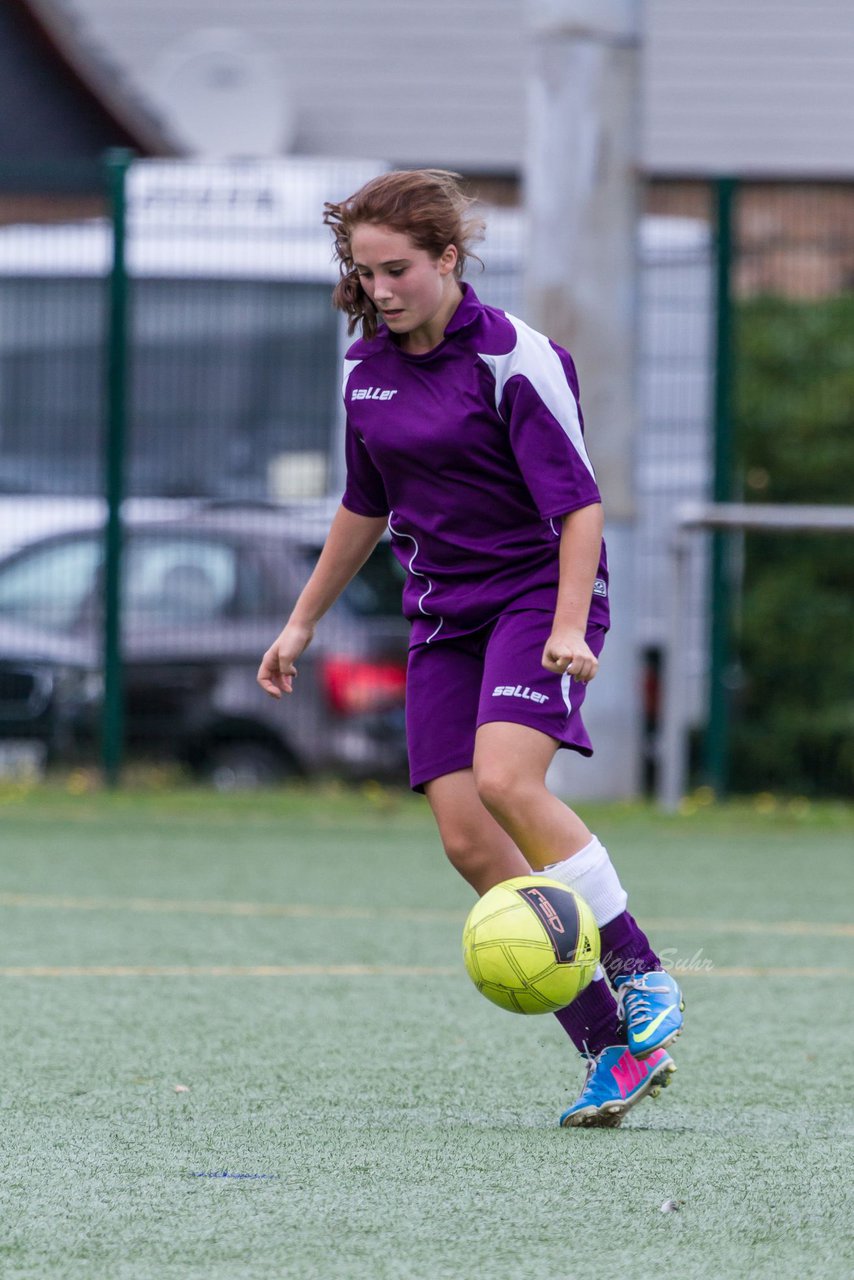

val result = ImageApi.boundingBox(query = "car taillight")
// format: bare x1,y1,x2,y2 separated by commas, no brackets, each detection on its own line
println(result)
321,655,407,716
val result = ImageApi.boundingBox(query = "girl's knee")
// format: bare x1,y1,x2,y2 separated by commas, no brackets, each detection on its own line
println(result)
438,822,528,893
473,757,534,817
440,825,490,879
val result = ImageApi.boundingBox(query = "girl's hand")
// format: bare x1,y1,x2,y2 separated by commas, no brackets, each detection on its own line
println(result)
257,621,315,699
541,627,599,684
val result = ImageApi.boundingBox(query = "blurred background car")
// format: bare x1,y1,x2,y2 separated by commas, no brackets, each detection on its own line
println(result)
0,502,409,787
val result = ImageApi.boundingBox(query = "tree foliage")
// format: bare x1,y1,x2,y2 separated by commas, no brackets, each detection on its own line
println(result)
730,295,854,795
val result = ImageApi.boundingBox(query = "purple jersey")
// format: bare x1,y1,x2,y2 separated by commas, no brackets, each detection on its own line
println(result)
341,283,609,645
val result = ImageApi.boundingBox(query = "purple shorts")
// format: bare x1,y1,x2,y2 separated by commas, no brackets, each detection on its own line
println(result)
405,610,607,792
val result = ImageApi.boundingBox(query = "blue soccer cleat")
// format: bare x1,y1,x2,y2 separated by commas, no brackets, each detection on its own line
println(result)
559,1045,676,1128
613,970,685,1059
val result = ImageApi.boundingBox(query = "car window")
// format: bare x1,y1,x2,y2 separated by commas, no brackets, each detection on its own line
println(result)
0,535,100,630
232,552,282,618
125,537,237,621
338,543,406,618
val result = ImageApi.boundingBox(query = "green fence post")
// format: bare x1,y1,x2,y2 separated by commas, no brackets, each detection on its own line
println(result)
704,177,738,796
101,149,133,788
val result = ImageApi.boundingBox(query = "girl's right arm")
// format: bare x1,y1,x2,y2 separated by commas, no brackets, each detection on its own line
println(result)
257,504,388,699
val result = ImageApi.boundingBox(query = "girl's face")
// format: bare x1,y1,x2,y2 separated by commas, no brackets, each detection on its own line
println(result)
350,223,460,350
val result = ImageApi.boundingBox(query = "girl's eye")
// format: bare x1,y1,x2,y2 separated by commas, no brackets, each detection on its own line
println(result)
388,268,405,278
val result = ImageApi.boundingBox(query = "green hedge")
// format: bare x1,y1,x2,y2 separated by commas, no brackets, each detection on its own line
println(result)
730,294,854,796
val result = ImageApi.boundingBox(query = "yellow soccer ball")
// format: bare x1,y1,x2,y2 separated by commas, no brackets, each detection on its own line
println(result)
462,876,600,1014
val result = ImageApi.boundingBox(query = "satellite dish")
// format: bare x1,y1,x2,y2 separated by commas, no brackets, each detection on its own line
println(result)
149,28,294,158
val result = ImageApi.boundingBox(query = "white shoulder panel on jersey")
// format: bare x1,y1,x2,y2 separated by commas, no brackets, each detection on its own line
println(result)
477,314,595,479
342,358,363,400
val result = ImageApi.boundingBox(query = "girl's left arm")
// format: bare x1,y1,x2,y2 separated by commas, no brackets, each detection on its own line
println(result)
541,502,604,683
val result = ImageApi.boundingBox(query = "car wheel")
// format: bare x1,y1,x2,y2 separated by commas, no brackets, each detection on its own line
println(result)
205,741,291,791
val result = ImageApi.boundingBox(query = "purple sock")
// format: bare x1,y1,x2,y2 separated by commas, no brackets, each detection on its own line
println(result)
599,911,661,983
553,976,625,1056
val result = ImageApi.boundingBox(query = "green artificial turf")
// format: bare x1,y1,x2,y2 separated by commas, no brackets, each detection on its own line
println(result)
0,782,852,1279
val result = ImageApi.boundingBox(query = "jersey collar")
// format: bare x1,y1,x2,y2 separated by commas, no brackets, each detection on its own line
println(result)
374,281,483,357
443,281,484,335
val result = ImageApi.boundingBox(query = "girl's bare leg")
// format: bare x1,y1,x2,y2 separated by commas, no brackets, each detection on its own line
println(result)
423,759,622,1059
423,768,530,895
472,721,592,867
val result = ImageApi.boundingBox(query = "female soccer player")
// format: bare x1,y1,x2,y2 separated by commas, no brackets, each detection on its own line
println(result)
257,170,684,1127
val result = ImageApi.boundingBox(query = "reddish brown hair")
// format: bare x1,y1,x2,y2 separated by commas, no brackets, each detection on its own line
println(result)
323,169,485,338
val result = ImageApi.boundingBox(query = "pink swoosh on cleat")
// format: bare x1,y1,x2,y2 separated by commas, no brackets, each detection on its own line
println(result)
609,1049,647,1098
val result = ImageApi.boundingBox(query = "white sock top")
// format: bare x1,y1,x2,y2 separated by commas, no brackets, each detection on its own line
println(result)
539,835,628,927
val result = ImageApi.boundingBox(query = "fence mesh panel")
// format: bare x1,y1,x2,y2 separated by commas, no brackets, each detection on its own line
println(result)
0,163,850,795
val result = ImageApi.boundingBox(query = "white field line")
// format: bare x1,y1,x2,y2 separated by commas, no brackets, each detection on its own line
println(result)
0,892,852,938
0,964,850,979
0,964,458,979
0,891,459,923
645,918,854,938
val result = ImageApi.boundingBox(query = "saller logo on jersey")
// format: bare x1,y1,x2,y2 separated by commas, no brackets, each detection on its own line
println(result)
351,387,398,401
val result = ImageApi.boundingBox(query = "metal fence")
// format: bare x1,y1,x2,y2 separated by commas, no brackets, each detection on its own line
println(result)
0,158,851,797
0,156,529,788
645,178,854,800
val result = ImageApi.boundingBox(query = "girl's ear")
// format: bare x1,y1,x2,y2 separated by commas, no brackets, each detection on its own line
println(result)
439,243,459,276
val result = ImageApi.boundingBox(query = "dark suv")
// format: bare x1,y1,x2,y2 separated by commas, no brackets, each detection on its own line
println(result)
0,503,410,786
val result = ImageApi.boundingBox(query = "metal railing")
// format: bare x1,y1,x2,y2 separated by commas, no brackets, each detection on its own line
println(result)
659,502,854,811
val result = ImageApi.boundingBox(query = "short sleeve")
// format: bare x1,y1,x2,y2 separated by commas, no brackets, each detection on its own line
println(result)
499,343,602,520
341,414,390,518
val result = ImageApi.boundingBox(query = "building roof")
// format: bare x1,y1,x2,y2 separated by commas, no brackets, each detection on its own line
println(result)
19,0,854,178
1,1,176,166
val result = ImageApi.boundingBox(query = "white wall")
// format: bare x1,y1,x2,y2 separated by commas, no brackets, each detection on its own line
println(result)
643,0,854,176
